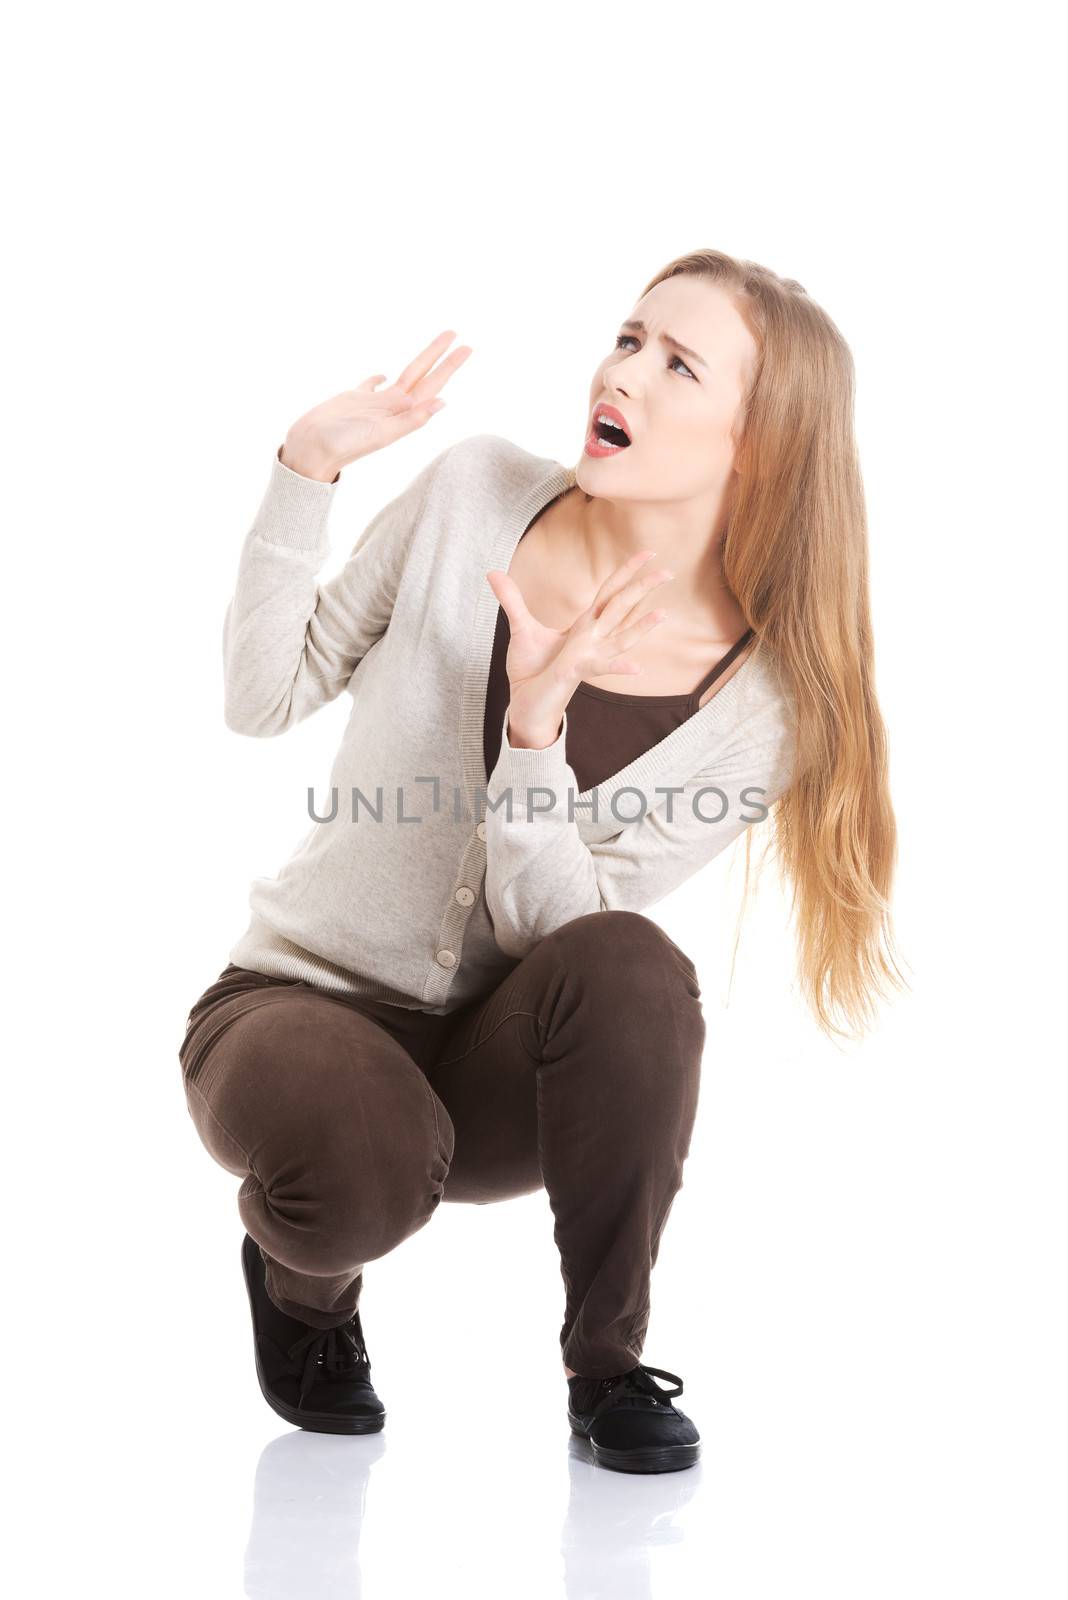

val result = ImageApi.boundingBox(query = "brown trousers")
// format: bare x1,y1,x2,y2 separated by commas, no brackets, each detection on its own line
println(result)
178,910,705,1379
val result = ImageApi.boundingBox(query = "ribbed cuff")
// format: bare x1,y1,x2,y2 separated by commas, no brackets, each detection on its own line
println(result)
250,445,340,551
500,705,571,789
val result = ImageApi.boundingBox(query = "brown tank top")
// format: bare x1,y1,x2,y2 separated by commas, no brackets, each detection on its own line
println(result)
483,496,755,793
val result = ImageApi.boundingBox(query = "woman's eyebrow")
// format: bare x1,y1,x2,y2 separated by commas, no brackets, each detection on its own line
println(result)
620,319,709,371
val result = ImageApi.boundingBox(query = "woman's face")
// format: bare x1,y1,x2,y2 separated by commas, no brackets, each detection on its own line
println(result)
579,275,759,506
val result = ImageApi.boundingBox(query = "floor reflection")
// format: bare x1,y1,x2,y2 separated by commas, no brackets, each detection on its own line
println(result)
243,1426,701,1599
244,1430,386,1598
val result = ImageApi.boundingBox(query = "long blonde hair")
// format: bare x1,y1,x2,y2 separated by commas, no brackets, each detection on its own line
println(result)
637,249,909,1042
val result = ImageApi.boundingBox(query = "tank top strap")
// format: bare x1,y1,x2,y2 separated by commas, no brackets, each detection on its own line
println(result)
691,627,756,699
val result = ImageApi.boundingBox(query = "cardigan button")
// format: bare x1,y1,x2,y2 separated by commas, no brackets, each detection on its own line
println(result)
476,821,487,841
454,886,475,906
436,948,456,968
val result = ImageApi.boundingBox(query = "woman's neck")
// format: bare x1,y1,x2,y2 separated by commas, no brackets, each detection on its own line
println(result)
570,488,746,638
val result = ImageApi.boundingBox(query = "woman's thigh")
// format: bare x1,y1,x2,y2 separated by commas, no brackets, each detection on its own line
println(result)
426,910,703,1206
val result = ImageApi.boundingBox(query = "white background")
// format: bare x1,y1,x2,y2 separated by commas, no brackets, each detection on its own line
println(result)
5,1,1065,1596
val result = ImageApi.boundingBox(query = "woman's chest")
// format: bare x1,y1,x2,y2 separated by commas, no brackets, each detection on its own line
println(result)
505,524,752,709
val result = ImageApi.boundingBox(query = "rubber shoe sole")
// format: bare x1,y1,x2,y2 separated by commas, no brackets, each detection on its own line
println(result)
241,1232,385,1435
568,1417,700,1473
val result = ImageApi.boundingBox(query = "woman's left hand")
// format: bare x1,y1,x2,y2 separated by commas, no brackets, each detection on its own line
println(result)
484,550,676,746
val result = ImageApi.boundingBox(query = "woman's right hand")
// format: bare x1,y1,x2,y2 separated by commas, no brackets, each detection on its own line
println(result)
280,330,473,481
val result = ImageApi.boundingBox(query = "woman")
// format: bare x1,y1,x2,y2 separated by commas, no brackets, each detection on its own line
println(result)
179,248,907,1475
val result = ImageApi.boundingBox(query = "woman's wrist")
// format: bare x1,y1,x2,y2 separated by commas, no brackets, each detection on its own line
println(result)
506,708,564,750
278,438,341,484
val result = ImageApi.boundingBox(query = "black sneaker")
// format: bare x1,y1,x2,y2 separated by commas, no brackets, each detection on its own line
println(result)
241,1232,386,1435
567,1363,700,1473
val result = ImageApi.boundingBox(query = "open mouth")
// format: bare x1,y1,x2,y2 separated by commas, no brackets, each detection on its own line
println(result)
590,408,632,449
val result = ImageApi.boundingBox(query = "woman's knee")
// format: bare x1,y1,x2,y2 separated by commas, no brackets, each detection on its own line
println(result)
547,910,701,997
187,990,455,1266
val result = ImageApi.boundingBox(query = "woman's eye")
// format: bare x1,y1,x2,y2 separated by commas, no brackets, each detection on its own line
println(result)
613,333,695,379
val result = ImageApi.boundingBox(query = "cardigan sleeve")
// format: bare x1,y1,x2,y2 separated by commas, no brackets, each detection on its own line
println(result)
482,700,797,958
222,442,453,736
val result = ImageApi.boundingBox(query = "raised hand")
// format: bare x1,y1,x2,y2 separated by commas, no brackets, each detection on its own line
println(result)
485,550,676,747
280,330,473,481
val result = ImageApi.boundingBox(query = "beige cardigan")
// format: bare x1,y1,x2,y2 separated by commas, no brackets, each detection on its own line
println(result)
222,433,798,1011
